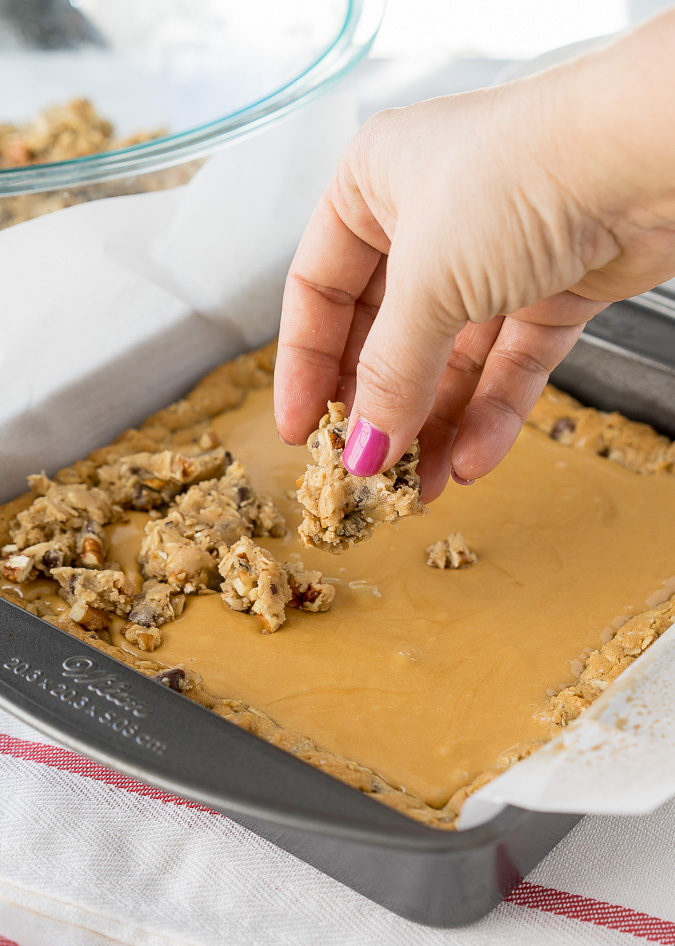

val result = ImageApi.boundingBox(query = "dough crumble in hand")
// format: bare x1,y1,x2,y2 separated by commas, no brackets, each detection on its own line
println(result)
296,402,424,554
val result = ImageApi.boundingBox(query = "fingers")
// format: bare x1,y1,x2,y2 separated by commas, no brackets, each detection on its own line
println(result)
416,319,503,502
342,240,466,476
335,255,388,410
449,318,586,481
274,189,383,444
509,289,608,326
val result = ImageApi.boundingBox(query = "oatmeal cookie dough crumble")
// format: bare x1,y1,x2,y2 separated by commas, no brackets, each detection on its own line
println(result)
139,460,286,593
426,533,477,569
219,536,335,633
220,537,291,633
297,401,424,553
0,475,113,580
52,566,134,632
97,446,230,510
123,580,187,653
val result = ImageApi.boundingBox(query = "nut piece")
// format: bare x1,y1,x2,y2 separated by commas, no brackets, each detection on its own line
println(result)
69,601,111,633
97,447,230,511
286,562,335,612
425,533,477,569
219,537,291,633
52,566,134,619
124,623,161,652
297,402,424,553
76,520,107,568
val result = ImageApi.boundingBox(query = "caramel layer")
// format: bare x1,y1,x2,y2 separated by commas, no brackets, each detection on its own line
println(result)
105,387,675,808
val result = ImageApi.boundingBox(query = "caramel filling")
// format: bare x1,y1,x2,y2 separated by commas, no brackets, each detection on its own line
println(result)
104,387,675,808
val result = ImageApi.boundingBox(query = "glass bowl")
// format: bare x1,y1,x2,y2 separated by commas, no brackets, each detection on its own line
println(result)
0,0,383,226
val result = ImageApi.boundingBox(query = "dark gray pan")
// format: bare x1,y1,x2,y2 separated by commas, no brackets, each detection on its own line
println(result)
1,290,673,927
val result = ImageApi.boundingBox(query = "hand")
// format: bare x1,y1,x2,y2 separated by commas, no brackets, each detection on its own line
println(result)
274,12,675,500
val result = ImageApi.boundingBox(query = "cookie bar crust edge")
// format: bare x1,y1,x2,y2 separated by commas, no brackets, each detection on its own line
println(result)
1,340,673,830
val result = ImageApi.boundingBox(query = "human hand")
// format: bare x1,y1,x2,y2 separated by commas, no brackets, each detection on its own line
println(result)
274,12,675,500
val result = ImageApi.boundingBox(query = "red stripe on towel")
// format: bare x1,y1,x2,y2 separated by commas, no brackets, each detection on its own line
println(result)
505,881,675,943
0,732,218,814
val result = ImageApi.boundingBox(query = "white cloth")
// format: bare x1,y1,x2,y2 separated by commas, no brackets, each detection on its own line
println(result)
0,707,673,946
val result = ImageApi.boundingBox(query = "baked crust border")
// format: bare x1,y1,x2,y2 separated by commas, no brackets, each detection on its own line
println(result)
2,341,673,829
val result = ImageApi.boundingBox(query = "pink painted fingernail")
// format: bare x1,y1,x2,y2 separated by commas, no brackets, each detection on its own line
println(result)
451,466,474,486
343,418,389,476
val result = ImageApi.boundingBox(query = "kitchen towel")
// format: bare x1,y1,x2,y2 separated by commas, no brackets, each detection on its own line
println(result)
0,706,673,946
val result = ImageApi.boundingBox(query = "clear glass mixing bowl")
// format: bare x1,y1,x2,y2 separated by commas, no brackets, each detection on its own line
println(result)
0,0,383,226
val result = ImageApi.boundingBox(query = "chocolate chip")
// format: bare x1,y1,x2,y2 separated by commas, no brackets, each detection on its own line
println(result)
131,482,157,510
128,601,156,627
270,583,278,595
550,417,576,440
153,667,186,692
237,486,250,505
68,574,78,594
43,549,63,569
223,451,233,466
598,446,611,458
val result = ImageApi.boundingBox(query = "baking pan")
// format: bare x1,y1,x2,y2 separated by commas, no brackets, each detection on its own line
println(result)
0,291,673,928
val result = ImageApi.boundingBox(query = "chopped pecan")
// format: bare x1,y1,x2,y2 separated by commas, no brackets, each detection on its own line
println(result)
76,520,107,568
69,601,111,633
124,623,161,652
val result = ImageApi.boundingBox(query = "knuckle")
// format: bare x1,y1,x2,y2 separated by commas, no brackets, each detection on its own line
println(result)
327,158,360,221
357,349,429,407
475,390,527,424
494,347,549,376
446,348,485,378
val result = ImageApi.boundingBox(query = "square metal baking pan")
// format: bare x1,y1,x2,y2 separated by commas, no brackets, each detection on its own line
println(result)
1,290,673,928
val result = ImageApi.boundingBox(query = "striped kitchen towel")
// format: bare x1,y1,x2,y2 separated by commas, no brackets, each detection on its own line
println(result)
0,707,673,946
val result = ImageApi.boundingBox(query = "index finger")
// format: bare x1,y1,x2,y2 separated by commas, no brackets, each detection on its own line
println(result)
274,189,383,444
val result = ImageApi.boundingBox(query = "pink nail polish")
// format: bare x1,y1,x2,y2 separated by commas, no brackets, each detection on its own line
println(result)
451,466,475,486
343,418,389,476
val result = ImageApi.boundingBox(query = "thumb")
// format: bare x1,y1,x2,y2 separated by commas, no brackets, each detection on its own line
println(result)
342,244,467,476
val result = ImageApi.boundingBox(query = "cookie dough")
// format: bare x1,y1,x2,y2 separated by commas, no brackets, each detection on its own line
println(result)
297,402,424,553
426,533,477,569
219,537,335,632
140,460,285,593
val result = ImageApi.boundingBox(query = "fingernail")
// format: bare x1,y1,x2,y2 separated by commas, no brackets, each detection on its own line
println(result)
451,466,474,486
343,418,389,476
278,431,298,446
